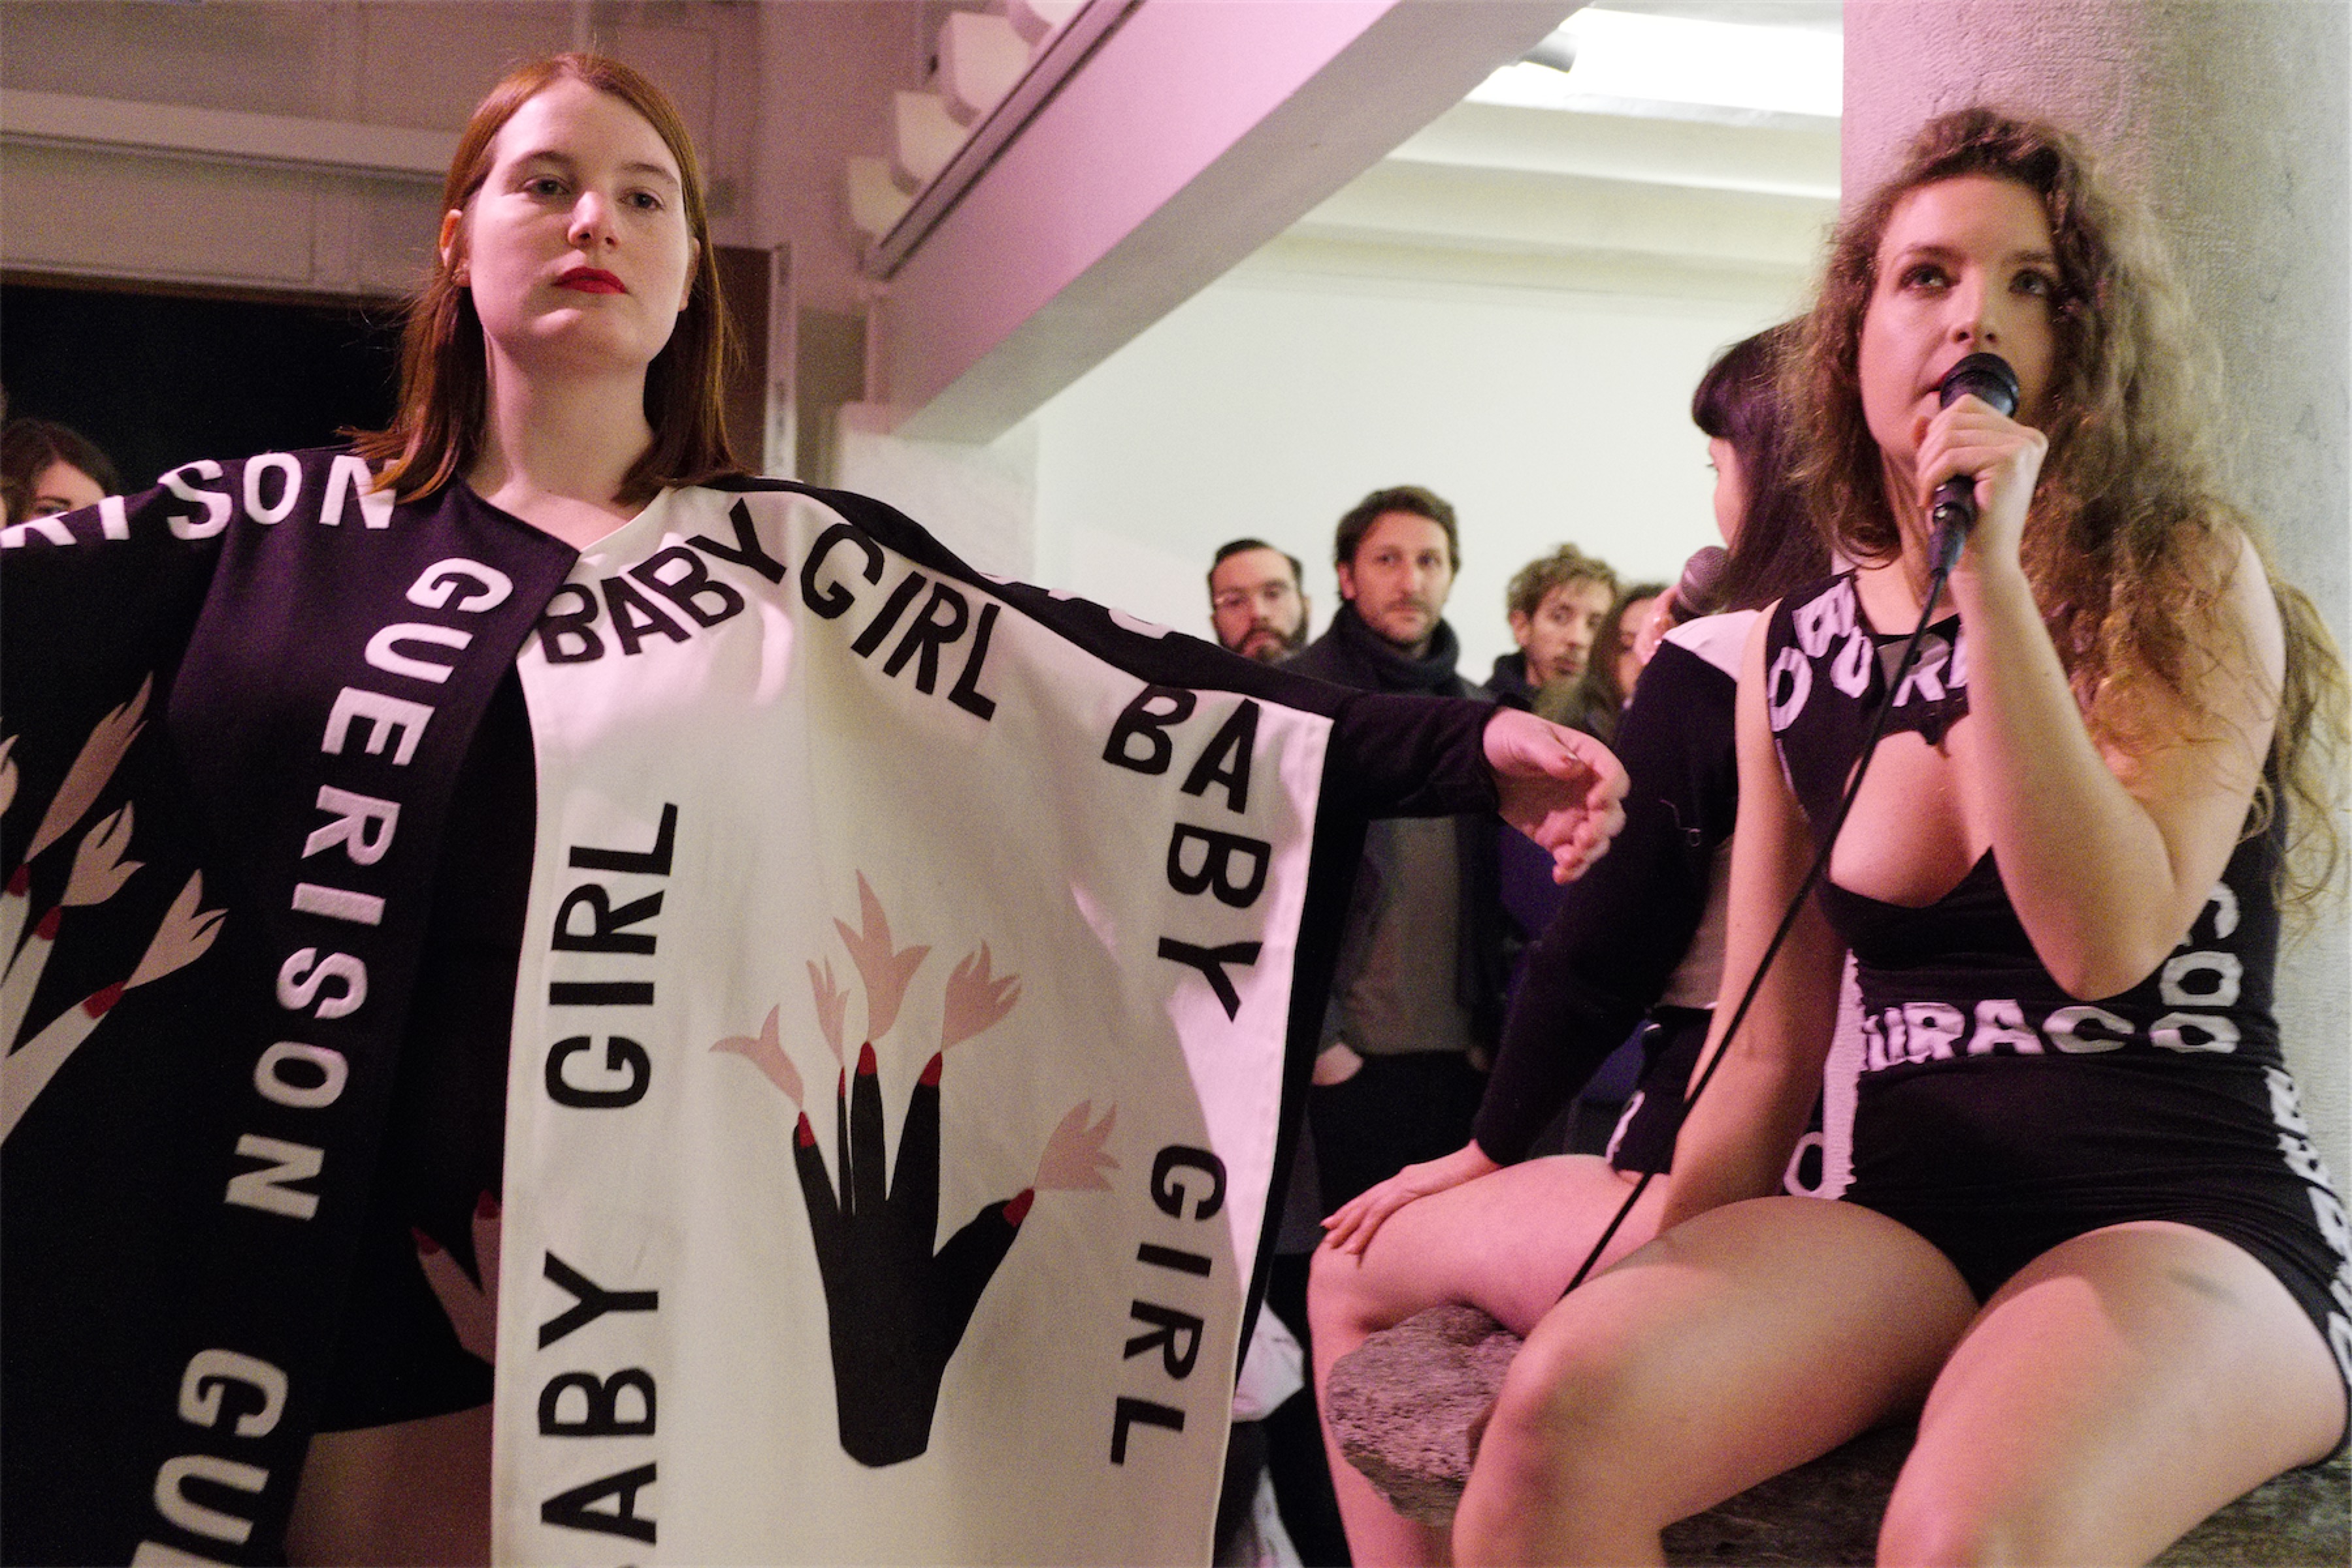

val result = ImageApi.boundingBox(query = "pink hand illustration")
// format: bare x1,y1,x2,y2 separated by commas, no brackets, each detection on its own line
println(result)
834,872,928,1043
941,943,1020,1051
416,1191,502,1363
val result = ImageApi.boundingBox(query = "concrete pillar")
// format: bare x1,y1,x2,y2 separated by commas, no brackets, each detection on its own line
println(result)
1843,1,2350,1176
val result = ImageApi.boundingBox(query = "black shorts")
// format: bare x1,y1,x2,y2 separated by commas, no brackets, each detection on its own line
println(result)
1843,1055,2351,1457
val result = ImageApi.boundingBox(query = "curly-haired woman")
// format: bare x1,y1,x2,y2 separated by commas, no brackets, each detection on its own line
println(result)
1454,108,2350,1567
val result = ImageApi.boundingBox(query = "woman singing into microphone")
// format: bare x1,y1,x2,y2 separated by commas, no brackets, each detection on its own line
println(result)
1453,108,2349,1566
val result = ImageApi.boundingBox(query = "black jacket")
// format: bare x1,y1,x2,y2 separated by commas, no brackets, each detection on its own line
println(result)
1287,605,1509,1050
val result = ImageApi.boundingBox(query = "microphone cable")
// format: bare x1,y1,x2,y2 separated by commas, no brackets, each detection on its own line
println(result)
1561,544,1967,1296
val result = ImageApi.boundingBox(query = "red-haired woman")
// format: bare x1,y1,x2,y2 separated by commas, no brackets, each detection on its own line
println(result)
1,53,1625,1566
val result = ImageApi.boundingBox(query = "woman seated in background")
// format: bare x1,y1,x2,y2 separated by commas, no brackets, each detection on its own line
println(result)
1,416,118,524
1307,319,1826,1566
1454,107,2350,1568
1540,579,1665,746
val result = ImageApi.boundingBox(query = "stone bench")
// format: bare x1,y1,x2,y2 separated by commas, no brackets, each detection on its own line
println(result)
1326,1304,2351,1565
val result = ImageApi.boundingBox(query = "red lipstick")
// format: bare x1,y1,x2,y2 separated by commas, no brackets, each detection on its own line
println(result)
557,268,625,294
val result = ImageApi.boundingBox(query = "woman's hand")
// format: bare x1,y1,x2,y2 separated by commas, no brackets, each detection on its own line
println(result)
1912,393,2048,570
1319,1141,1501,1256
1484,709,1628,883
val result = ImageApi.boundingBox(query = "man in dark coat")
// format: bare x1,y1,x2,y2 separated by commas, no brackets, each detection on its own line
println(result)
1286,485,1510,1210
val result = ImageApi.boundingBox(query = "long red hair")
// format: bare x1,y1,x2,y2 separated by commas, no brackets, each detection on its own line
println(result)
351,52,742,505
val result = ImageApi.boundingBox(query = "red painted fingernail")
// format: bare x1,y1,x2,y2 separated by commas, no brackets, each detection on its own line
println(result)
7,866,29,896
84,982,125,1017
35,906,61,940
796,1112,815,1147
857,1043,877,1077
919,1053,943,1087
1004,1188,1035,1226
476,1191,501,1221
412,1226,442,1256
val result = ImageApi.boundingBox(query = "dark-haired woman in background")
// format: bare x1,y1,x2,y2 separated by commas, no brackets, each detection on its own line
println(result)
1,417,119,524
1456,108,2349,1568
1307,321,1825,1565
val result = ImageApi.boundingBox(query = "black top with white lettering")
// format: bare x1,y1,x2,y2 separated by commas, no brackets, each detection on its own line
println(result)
1765,571,2281,1078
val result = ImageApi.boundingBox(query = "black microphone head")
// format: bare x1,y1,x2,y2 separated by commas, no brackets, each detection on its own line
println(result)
1669,544,1729,623
1939,352,2019,417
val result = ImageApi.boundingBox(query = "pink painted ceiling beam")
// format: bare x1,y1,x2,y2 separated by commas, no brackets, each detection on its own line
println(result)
873,0,1578,441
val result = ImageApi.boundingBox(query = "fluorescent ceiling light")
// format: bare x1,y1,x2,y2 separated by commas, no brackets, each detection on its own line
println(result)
1469,7,1842,123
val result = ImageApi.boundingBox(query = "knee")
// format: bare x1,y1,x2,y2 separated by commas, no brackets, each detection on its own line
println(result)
1306,1238,1384,1341
1473,1320,1645,1494
1878,1472,2042,1568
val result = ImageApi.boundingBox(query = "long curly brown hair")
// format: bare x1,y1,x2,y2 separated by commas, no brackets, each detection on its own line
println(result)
1788,107,2346,913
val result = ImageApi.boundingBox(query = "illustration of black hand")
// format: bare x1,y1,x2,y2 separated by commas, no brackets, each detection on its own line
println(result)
710,891,1116,1471
792,1043,1026,1467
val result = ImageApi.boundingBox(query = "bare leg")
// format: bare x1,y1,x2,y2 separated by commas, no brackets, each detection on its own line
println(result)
1454,1196,1977,1566
1307,1155,1671,1566
285,1403,492,1566
1878,1220,2346,1567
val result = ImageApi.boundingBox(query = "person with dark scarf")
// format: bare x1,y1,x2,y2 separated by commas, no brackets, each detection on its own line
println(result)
1286,485,1508,1212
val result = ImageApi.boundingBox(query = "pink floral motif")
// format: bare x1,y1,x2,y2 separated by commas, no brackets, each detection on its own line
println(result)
806,957,848,1064
127,872,226,989
833,872,928,1043
713,1004,803,1108
940,943,1020,1051
27,674,148,863
1033,1100,1120,1193
63,805,141,907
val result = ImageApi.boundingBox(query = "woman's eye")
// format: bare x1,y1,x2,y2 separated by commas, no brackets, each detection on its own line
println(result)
2014,269,2054,299
627,190,664,211
1900,263,1948,290
525,176,565,197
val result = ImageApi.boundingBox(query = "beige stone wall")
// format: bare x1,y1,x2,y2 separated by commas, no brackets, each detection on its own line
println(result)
1843,0,2350,1176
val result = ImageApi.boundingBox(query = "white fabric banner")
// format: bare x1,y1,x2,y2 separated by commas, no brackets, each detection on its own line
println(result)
491,487,1329,1563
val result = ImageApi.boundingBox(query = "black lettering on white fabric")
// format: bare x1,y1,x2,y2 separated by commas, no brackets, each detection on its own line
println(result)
538,1252,660,1347
1109,1397,1184,1464
1180,701,1259,813
539,1369,656,1436
947,602,1001,722
1165,824,1271,909
540,1463,657,1544
631,545,746,629
800,521,883,619
1154,939,1260,1021
535,585,604,664
599,576,692,657
687,498,787,583
1104,687,1198,774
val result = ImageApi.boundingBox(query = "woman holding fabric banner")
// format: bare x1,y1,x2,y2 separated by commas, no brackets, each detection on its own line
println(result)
0,53,1624,1567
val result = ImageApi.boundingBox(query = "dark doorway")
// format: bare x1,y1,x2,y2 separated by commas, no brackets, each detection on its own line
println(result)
1,277,404,494
7,250,775,492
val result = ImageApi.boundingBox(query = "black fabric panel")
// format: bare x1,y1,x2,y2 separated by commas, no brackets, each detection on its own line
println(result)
1473,639,1738,1163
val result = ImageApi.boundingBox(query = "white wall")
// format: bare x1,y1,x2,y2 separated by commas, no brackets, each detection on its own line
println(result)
1030,264,1801,676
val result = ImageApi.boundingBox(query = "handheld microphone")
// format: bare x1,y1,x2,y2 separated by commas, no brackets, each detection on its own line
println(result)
1667,544,1728,625
1928,352,2021,571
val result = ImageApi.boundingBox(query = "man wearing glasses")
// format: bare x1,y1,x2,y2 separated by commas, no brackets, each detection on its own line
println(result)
1207,537,1311,663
